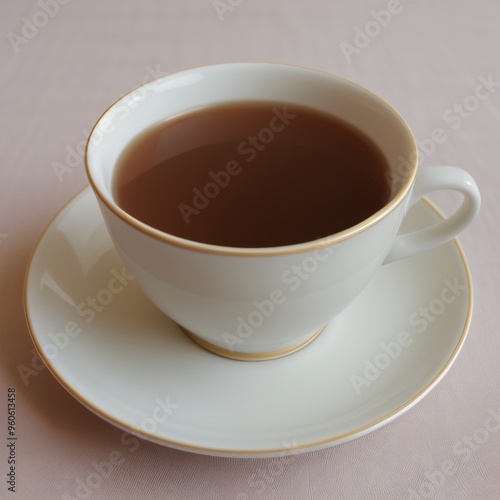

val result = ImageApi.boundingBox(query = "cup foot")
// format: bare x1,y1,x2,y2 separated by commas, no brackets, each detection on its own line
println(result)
181,325,327,361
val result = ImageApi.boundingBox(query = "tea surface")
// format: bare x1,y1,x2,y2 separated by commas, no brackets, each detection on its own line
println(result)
113,102,391,247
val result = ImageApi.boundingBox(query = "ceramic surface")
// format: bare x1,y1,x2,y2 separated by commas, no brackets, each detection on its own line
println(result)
85,64,479,357
24,188,472,457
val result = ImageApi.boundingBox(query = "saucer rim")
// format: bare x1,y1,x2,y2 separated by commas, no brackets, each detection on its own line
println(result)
23,187,473,456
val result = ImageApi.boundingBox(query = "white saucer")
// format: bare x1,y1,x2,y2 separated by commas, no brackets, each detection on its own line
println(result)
24,187,472,458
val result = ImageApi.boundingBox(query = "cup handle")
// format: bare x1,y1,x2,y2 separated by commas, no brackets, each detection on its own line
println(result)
384,166,481,264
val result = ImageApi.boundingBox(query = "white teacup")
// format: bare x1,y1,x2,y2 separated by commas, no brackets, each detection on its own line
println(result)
85,63,480,361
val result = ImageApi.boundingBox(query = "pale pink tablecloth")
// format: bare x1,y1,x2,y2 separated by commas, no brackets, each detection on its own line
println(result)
1,1,499,498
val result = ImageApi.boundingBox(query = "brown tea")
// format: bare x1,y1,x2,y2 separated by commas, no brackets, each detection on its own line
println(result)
113,102,391,248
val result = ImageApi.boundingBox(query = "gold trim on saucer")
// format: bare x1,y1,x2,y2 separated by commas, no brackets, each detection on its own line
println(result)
181,325,327,361
23,192,473,456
